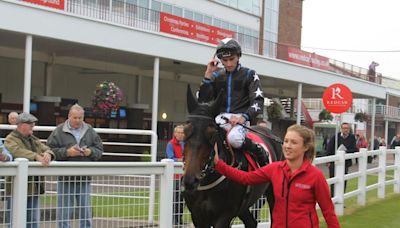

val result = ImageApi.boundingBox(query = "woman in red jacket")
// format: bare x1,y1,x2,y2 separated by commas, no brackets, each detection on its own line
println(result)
215,124,340,228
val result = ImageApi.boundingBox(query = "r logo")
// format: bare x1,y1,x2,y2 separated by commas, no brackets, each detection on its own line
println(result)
331,87,344,99
323,84,352,114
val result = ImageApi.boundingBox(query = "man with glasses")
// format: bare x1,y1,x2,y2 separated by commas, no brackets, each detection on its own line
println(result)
326,122,357,196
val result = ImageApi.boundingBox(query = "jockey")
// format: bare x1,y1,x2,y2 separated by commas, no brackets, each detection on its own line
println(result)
198,38,268,166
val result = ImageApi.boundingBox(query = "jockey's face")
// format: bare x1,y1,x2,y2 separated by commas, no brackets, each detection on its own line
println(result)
220,55,239,72
283,130,308,162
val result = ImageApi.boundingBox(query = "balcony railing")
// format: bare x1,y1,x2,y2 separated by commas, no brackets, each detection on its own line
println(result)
12,0,384,84
302,99,400,121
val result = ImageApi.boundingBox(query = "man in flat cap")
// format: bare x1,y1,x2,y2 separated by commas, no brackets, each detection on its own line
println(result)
5,112,55,228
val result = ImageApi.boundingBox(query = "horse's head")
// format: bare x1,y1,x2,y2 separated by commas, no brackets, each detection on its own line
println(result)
182,85,223,191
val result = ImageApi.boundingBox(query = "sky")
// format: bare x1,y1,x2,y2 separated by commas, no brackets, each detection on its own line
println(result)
301,0,400,79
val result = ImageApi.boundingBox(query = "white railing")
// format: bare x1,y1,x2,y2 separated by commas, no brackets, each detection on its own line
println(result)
0,147,399,227
1,159,177,228
0,124,160,226
313,146,400,216
0,124,158,160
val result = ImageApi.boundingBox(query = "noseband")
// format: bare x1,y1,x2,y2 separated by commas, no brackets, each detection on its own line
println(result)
187,114,219,178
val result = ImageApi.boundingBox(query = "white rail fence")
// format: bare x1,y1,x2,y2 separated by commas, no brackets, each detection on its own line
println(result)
0,148,398,228
0,122,399,227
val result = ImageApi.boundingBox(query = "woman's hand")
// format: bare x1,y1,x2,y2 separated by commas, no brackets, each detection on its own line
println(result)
213,143,219,164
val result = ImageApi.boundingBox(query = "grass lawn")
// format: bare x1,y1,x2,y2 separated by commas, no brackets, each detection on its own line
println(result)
319,170,400,227
320,193,400,228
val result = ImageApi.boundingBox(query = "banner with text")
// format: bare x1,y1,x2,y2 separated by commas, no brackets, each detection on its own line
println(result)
287,47,331,71
24,0,64,10
160,12,234,45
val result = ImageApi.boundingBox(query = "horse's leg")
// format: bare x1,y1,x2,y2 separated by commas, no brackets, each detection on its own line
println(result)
265,185,275,226
238,209,257,228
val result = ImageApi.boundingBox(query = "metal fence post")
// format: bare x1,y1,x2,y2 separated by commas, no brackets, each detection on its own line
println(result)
13,158,29,228
358,148,367,206
378,146,387,198
160,159,174,228
394,147,400,193
334,150,345,215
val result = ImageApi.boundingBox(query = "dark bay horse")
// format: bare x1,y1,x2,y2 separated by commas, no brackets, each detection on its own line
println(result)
182,87,283,228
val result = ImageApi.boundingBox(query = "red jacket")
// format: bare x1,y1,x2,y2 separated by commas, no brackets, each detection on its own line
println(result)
216,160,340,228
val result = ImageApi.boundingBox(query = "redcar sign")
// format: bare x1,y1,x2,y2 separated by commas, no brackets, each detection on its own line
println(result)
322,84,353,114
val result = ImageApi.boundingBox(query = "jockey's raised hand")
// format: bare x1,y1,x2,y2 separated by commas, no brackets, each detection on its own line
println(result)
204,55,219,79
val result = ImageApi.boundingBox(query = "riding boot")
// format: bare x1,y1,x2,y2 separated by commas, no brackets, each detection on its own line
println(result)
242,138,268,167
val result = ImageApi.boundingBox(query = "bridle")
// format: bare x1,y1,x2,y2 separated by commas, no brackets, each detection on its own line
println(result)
186,114,222,179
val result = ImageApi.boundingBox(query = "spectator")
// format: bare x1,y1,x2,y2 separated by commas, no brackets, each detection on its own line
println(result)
379,137,386,147
390,133,400,149
8,112,18,125
165,125,185,225
0,112,18,138
214,124,340,228
0,140,12,162
47,104,103,228
367,61,379,82
0,140,13,225
326,122,357,196
5,112,55,228
356,134,369,163
198,38,267,166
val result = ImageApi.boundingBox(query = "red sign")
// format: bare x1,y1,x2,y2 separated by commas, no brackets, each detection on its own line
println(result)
287,48,331,71
23,0,64,10
323,84,353,114
160,12,234,45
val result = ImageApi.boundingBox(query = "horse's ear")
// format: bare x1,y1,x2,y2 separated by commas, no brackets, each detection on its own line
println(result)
210,90,224,117
187,84,198,114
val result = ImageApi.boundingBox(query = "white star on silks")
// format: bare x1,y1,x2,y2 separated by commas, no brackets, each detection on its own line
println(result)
251,103,261,111
254,87,263,97
253,74,260,81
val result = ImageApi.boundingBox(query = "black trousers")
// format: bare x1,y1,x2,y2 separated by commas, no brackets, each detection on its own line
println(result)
329,162,350,197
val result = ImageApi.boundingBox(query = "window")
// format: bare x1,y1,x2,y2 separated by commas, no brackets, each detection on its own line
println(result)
220,20,229,30
203,15,212,25
213,18,221,28
151,0,161,11
194,12,203,23
184,10,194,20
229,0,238,7
229,23,237,32
162,3,172,13
172,6,183,16
138,0,149,8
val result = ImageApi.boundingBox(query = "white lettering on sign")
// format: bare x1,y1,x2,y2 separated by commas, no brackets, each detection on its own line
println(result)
331,87,344,99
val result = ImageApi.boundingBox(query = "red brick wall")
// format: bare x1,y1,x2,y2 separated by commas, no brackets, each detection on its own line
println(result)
278,0,303,48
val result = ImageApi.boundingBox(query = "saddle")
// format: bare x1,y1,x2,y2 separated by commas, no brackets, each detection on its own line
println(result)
222,130,271,172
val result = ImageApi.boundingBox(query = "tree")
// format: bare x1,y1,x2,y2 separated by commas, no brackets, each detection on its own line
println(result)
354,112,368,122
267,102,283,120
318,109,333,121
